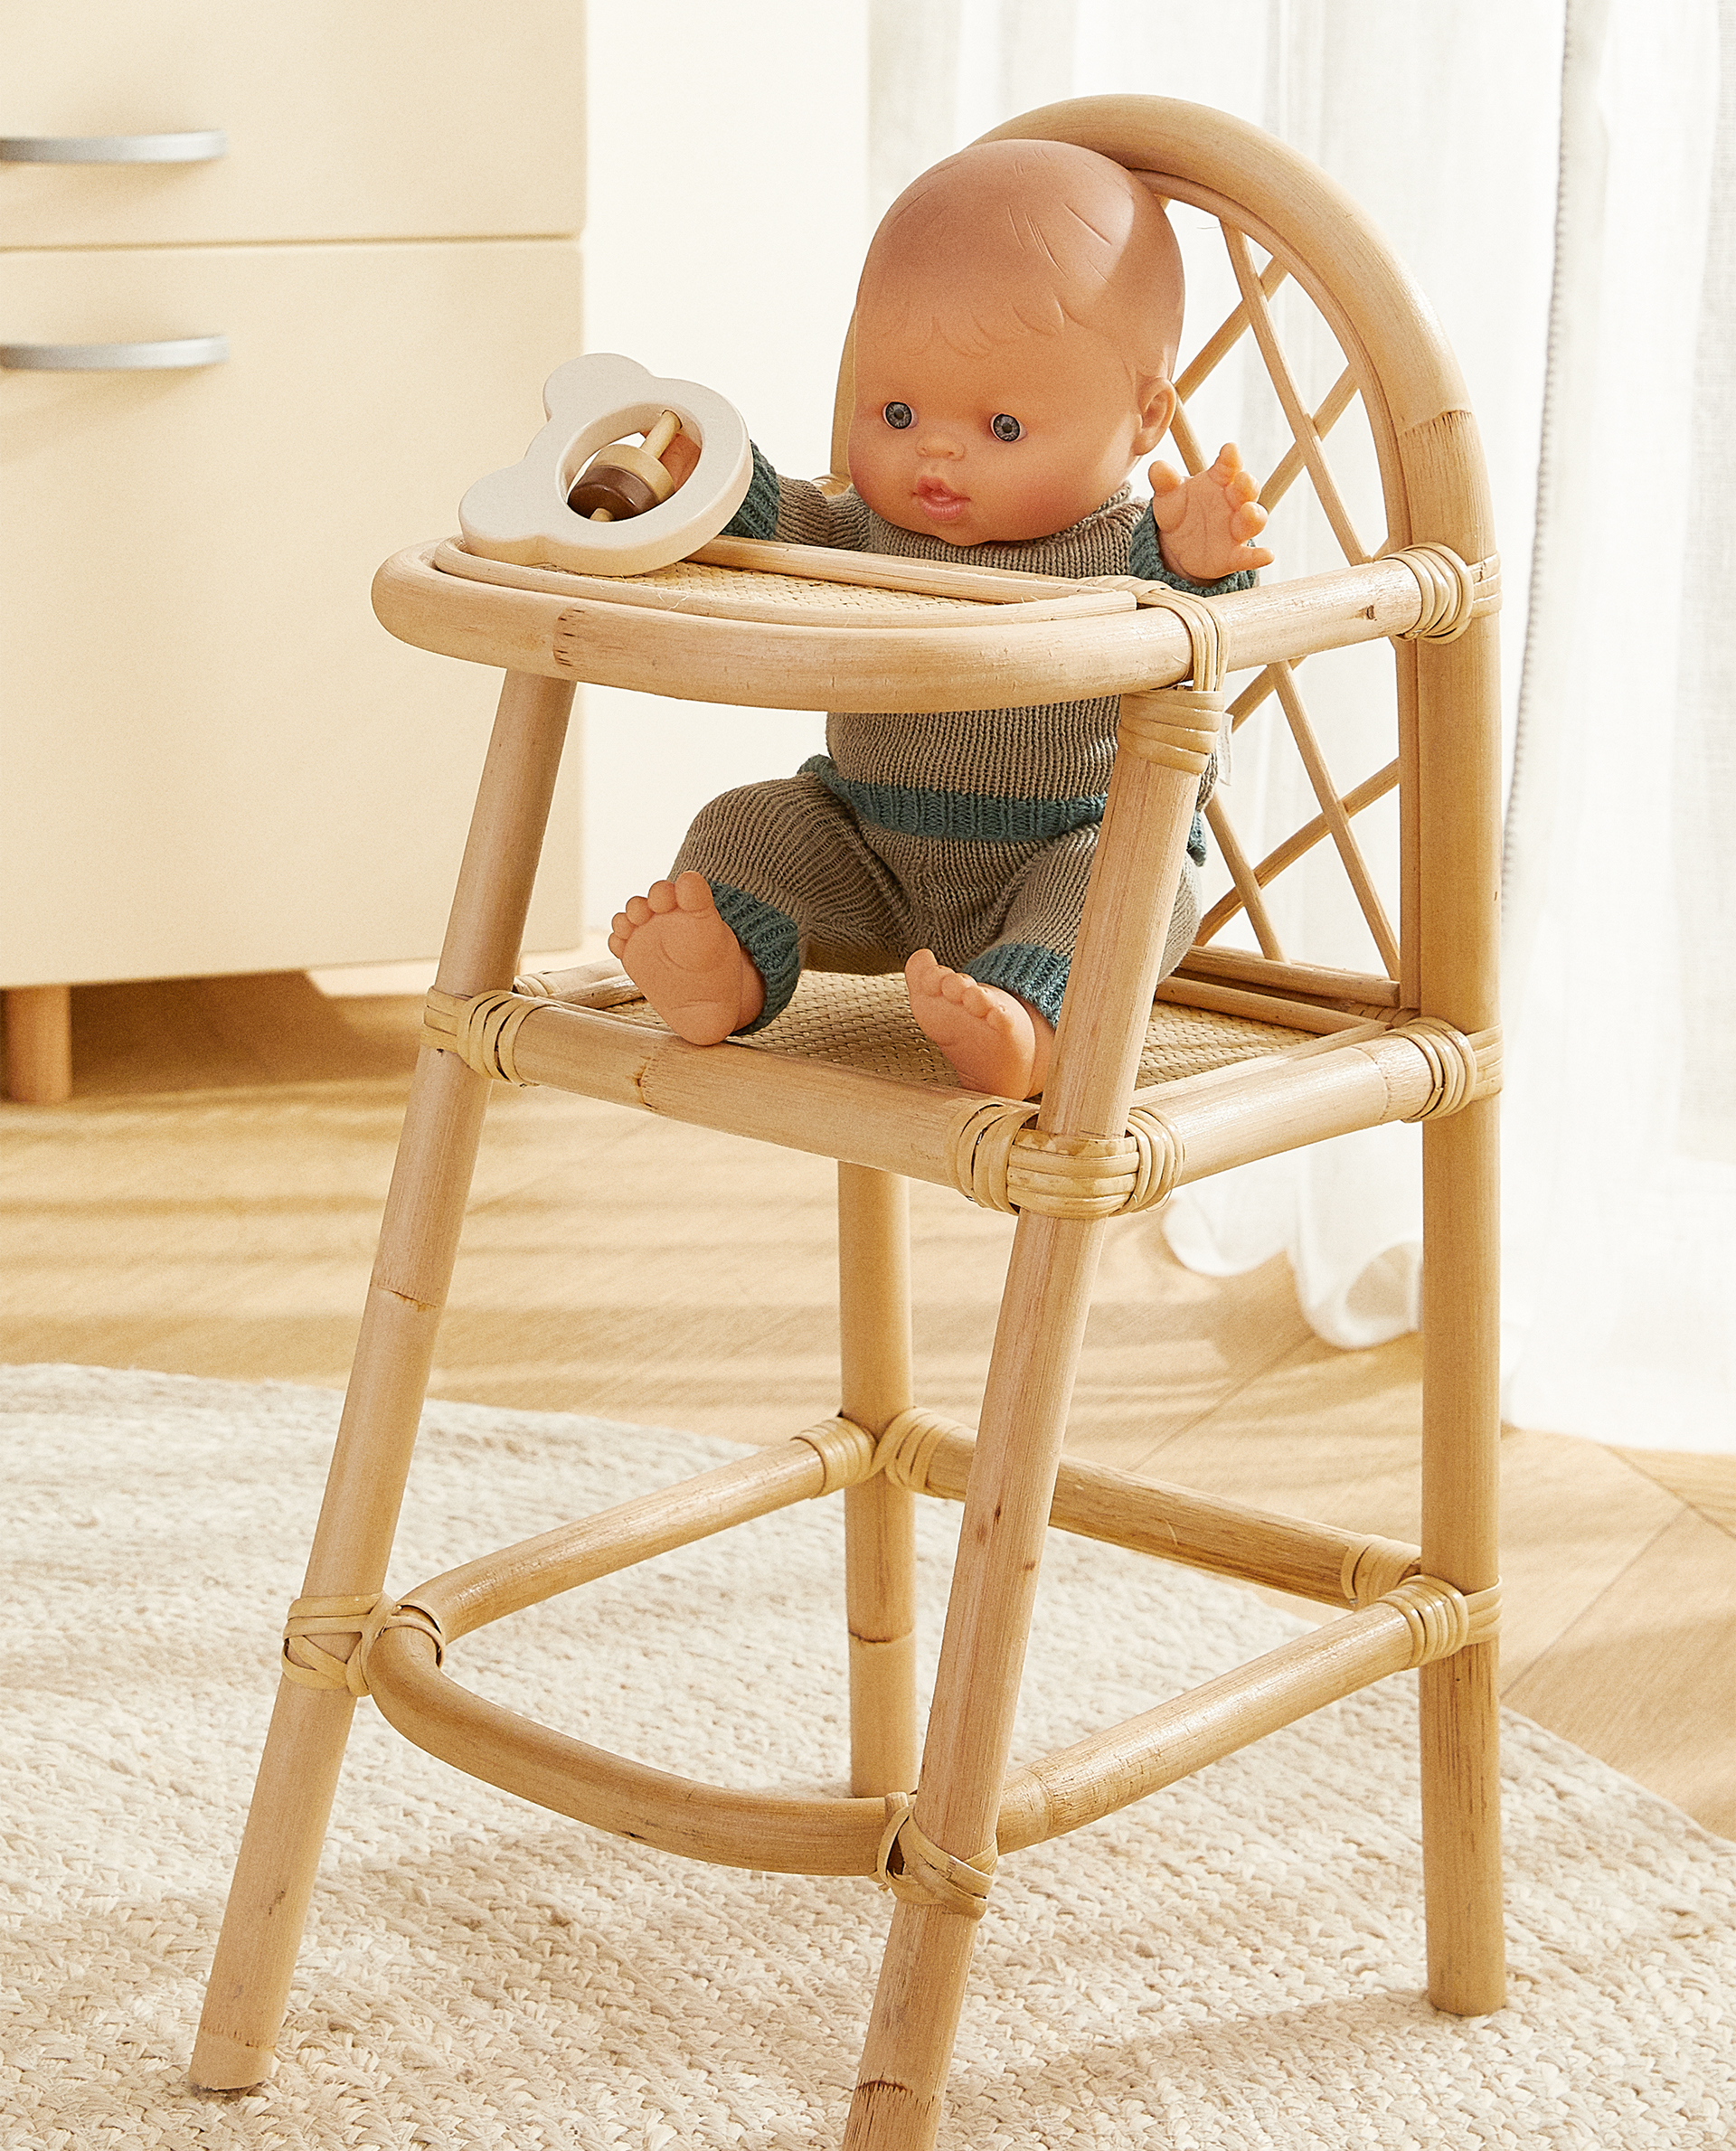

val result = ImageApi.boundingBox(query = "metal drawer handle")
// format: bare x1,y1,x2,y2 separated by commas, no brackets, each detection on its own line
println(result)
0,129,227,164
0,335,230,371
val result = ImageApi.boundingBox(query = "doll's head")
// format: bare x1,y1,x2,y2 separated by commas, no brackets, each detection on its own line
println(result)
846,138,1184,548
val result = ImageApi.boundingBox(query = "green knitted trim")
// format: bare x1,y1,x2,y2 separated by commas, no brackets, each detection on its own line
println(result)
707,881,800,1032
965,942,1072,1031
1188,811,1207,867
1128,506,1259,597
801,755,1103,844
722,442,781,542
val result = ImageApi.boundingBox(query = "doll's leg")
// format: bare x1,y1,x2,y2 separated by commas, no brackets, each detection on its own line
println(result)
904,828,1095,1099
911,825,1203,1093
612,774,902,1038
983,820,1202,992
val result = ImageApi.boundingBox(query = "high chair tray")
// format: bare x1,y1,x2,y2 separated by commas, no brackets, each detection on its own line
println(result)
371,533,1477,712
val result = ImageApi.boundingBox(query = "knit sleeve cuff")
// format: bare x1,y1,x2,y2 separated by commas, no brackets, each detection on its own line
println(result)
721,440,782,542
1128,504,1260,596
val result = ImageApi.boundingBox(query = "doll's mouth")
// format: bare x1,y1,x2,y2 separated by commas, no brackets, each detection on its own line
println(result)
915,477,968,518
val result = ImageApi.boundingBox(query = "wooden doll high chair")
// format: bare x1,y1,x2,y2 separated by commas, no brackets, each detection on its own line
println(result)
194,98,1505,2146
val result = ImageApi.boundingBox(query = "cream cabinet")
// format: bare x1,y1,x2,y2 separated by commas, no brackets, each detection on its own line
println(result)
1,4,587,1098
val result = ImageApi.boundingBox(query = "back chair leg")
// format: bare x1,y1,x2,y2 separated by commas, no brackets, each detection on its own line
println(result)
191,673,575,2089
838,1164,918,1797
846,1209,1107,2151
1419,1099,1505,2015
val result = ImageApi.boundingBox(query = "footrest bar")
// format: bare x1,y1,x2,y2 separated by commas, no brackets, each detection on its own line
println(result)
367,1621,893,1874
354,1408,1484,1882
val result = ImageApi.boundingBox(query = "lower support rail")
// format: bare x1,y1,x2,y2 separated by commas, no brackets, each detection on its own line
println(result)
995,1578,1499,1854
886,1408,1423,1608
345,1412,1496,1882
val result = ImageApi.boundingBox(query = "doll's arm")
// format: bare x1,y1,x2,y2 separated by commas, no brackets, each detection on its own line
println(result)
1148,443,1273,583
721,444,873,550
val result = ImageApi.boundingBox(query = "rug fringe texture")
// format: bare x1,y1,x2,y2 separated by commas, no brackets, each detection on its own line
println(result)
2,1365,1731,2149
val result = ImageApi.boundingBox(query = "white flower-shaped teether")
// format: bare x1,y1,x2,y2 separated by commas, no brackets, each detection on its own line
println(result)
459,354,753,577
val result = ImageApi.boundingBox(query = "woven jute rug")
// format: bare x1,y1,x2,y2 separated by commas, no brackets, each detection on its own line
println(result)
4,1367,1731,2149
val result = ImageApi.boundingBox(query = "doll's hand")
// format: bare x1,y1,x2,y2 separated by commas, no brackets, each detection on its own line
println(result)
1148,443,1273,582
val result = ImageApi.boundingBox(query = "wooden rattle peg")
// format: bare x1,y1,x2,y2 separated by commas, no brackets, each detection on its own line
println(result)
569,410,685,522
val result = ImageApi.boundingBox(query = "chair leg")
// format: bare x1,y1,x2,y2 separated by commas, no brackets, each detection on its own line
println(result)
1419,1099,1505,2014
191,672,574,2088
192,1048,493,2086
839,1165,919,1797
835,1170,916,1789
845,1209,1105,2150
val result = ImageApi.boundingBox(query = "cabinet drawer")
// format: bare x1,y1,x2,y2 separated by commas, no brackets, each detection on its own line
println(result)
1,239,586,985
1,2,583,248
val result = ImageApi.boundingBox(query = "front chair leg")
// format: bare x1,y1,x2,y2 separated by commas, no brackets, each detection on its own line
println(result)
193,1045,494,2086
191,671,574,2088
845,1208,1107,2150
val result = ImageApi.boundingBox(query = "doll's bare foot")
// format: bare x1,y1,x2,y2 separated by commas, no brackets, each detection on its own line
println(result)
905,949,1053,1099
609,872,764,1044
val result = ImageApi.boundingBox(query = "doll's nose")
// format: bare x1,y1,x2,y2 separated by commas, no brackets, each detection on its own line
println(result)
914,419,964,458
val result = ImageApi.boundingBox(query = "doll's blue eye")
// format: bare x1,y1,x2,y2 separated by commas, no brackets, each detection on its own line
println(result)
883,401,913,429
991,413,1023,442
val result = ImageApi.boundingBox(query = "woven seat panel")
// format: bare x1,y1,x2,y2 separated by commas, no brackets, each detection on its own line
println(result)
1130,997,1308,1084
595,971,1308,1088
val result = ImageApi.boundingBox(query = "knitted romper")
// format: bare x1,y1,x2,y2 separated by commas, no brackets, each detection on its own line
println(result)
672,448,1255,1035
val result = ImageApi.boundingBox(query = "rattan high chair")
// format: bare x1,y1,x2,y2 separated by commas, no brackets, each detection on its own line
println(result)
193,98,1504,2147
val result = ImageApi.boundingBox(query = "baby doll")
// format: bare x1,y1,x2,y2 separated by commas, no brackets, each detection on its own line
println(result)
611,137,1270,1099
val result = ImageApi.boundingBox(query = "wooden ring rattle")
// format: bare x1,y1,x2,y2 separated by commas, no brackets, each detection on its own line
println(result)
458,353,752,577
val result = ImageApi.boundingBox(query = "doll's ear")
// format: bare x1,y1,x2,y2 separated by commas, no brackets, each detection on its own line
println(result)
1131,376,1178,457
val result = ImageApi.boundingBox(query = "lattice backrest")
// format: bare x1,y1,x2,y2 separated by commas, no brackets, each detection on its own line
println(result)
831,99,1501,1033
1159,191,1407,1012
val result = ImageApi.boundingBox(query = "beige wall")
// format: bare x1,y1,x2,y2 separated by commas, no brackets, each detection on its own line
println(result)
580,1,872,929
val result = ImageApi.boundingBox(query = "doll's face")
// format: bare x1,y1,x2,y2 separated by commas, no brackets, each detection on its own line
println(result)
847,305,1175,550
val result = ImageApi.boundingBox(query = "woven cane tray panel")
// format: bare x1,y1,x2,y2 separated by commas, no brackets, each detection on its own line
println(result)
590,970,1307,1090
432,541,1135,630
598,558,980,616
546,553,982,615
436,543,1070,628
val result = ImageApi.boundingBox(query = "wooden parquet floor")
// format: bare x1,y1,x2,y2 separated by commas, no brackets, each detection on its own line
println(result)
4,967,1731,1837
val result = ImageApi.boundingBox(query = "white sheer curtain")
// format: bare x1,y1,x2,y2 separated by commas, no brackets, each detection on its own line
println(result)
875,1,1736,1451
588,3,1734,1449
1499,0,1735,1450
